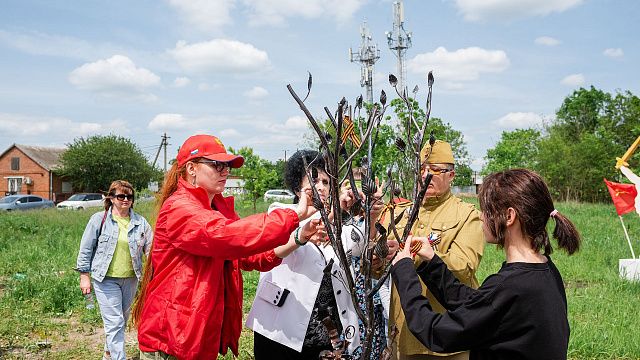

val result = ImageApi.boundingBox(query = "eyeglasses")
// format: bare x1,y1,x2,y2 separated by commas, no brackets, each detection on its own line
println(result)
197,160,230,173
424,165,453,175
113,194,134,201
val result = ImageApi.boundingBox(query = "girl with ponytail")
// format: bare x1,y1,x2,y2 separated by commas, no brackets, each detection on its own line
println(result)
391,168,580,360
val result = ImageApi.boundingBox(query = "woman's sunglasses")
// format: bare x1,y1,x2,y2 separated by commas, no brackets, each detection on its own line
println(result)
197,160,230,173
113,194,134,201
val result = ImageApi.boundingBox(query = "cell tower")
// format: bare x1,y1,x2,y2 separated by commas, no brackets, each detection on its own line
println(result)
386,1,412,93
349,20,380,104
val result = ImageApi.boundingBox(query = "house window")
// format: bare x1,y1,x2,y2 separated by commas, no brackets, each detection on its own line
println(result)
11,157,20,170
7,177,22,194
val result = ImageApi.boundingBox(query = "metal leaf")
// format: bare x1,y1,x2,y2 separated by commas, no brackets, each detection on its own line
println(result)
394,137,406,152
356,94,363,109
351,228,362,243
393,185,402,197
380,90,387,106
361,176,377,196
374,236,389,259
389,74,398,87
428,71,434,87
375,222,387,239
302,71,313,102
360,156,369,168
339,97,347,108
429,131,436,146
413,85,419,95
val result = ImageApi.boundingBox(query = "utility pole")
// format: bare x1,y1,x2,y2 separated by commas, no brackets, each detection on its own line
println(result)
152,133,170,172
349,20,380,104
386,1,412,94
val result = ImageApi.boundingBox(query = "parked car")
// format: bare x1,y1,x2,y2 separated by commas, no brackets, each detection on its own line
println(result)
56,193,104,210
263,189,295,202
0,195,55,211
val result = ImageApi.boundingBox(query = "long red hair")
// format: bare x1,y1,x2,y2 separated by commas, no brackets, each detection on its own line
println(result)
129,162,187,328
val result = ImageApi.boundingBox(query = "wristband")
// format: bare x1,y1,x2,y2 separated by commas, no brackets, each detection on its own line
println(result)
294,228,307,246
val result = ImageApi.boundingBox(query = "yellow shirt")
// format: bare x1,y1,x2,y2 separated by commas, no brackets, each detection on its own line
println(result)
105,214,135,278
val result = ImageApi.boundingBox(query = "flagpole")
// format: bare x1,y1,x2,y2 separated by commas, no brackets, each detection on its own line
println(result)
619,215,636,259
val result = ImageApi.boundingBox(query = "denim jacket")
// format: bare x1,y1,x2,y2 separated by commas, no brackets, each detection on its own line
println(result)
76,207,153,282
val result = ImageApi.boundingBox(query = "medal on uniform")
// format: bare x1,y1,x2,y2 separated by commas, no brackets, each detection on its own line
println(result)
428,232,441,249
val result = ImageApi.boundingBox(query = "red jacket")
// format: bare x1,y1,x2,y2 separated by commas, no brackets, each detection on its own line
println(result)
138,178,298,359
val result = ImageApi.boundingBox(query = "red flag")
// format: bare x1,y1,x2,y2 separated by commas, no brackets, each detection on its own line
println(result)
604,178,637,216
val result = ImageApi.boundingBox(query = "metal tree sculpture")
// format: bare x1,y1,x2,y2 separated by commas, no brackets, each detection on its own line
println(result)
286,70,436,360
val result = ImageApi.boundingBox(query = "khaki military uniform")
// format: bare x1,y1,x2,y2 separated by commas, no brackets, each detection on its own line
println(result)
382,190,484,359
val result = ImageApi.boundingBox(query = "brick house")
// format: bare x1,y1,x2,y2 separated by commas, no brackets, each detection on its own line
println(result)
0,144,72,202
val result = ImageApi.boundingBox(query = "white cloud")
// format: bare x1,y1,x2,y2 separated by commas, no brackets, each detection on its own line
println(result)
243,0,365,26
453,0,583,22
148,113,188,131
68,55,160,101
244,86,269,100
170,39,270,74
167,0,235,33
603,48,624,58
561,73,585,87
535,36,561,46
408,47,510,89
173,76,191,87
284,116,308,129
494,112,543,128
0,30,121,61
0,113,124,138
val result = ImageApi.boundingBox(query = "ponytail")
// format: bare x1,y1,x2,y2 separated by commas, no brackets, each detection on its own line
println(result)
551,211,581,255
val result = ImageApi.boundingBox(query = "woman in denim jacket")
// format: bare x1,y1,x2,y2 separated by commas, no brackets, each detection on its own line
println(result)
76,180,153,360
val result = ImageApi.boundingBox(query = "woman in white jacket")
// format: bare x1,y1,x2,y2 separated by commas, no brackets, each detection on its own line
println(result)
246,150,388,359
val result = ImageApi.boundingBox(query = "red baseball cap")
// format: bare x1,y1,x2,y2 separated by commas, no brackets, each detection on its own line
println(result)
176,134,244,167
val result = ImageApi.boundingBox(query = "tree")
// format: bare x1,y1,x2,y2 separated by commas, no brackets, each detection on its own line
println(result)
57,135,159,192
388,98,473,192
534,87,640,202
229,147,280,211
483,128,541,174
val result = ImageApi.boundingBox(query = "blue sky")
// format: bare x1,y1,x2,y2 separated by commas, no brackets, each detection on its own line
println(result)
1,0,638,170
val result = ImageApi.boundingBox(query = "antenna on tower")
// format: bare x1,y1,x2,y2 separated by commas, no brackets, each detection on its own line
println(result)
349,20,380,105
386,1,412,94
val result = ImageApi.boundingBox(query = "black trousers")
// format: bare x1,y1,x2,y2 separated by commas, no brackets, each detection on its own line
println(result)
253,332,332,360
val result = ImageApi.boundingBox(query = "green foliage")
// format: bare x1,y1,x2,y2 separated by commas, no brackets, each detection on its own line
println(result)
483,128,541,174
539,87,639,202
229,147,281,211
388,98,473,192
57,135,161,193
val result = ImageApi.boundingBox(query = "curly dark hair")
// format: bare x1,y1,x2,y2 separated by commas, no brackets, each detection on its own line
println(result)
285,150,326,203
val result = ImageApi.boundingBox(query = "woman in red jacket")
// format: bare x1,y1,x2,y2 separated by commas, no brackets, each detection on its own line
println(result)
131,134,315,360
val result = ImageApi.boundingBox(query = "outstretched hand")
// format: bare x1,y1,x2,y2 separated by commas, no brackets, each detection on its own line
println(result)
392,236,435,266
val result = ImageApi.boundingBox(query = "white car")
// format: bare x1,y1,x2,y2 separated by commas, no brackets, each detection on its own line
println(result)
264,189,295,202
57,193,105,210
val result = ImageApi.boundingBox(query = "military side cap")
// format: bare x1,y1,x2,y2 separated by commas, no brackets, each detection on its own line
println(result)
420,140,455,164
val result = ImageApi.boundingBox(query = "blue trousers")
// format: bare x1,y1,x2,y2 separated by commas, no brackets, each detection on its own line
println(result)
92,276,138,360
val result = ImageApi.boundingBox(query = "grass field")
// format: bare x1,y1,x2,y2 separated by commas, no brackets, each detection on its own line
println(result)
1,197,639,359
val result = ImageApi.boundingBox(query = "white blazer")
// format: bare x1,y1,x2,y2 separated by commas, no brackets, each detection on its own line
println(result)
246,203,367,354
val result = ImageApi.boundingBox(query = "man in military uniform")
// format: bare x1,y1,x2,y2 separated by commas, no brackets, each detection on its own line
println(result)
383,140,484,360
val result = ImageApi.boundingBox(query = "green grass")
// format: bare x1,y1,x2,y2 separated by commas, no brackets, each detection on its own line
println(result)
1,197,640,359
